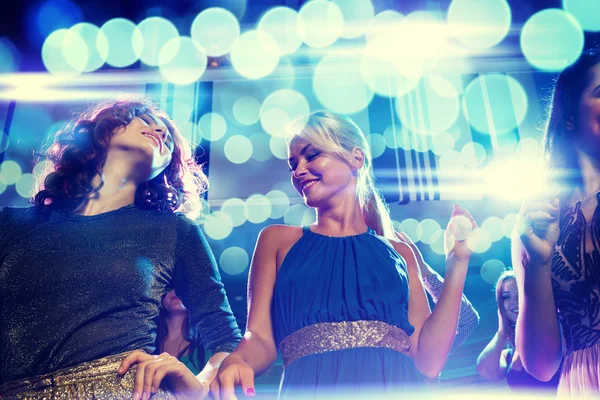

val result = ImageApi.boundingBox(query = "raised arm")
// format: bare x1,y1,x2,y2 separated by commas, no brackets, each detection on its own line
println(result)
395,206,474,378
511,198,562,381
211,225,281,400
398,231,479,352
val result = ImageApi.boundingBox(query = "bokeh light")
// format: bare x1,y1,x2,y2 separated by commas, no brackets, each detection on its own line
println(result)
100,18,143,68
137,17,179,67
0,161,22,185
521,8,584,71
258,7,302,55
233,96,261,126
447,0,511,50
399,218,423,242
462,74,528,135
481,259,507,284
203,211,234,240
221,198,247,227
467,227,493,253
42,29,87,76
395,75,460,135
158,36,207,85
284,203,310,225
460,142,487,168
431,132,456,156
366,133,386,159
270,136,289,160
68,23,107,72
314,53,374,114
562,0,600,32
517,137,543,158
429,229,446,255
260,89,310,137
483,158,547,201
297,0,344,48
191,7,240,57
482,216,505,242
0,38,21,73
439,150,466,173
302,208,317,225
360,32,421,97
198,113,227,142
16,173,34,198
266,189,290,219
219,246,250,275
332,0,375,39
366,10,403,41
249,133,272,162
224,135,253,164
231,30,279,80
245,194,272,224
0,173,7,196
502,212,526,238
420,219,442,245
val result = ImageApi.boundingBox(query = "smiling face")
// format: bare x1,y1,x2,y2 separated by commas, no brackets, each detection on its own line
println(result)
501,278,519,324
287,137,357,208
109,114,175,180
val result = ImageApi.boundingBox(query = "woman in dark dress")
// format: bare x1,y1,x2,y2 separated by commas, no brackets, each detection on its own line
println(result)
0,99,241,400
513,49,600,397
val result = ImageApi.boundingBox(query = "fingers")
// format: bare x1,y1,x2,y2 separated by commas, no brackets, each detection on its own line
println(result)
239,367,255,397
132,352,174,400
146,356,178,395
210,378,221,400
452,204,478,230
219,374,237,400
118,350,153,375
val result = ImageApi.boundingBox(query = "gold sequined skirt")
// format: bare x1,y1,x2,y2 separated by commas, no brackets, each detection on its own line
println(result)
278,320,412,368
0,351,176,400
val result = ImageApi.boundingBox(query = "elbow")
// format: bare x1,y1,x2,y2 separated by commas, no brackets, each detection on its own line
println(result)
520,357,560,382
415,359,445,379
476,360,503,382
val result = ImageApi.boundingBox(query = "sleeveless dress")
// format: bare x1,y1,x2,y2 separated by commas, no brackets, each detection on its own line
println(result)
272,227,425,399
552,195,600,397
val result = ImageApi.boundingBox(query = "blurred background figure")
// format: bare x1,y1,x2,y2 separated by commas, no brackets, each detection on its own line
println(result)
476,271,560,393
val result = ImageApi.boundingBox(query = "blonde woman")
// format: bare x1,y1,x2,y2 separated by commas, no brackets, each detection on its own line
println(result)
211,111,477,399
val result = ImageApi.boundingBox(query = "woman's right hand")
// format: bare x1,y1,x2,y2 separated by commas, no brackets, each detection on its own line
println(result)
210,354,255,400
516,197,561,268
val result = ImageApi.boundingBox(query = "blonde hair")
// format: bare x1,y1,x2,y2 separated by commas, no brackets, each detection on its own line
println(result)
286,110,394,238
495,270,517,347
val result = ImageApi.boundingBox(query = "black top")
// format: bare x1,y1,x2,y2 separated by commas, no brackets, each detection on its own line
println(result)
505,350,560,392
0,205,241,384
552,196,600,353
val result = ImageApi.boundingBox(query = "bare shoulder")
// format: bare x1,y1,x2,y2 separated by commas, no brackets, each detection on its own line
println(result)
258,225,304,272
259,224,303,245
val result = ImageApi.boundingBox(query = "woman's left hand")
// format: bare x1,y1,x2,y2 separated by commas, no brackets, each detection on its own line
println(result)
444,205,478,263
118,350,209,400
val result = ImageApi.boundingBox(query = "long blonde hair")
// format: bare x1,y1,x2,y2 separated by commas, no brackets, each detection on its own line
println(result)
286,110,394,238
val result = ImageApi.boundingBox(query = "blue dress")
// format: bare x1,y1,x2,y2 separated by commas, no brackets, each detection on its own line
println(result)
272,227,425,398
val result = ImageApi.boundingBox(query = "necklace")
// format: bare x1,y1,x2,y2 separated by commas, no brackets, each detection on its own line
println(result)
568,189,600,209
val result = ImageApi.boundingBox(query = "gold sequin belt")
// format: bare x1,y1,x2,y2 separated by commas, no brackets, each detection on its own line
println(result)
279,320,412,368
0,351,175,400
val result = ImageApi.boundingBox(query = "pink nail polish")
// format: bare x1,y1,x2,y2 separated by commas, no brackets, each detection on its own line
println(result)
245,387,256,396
133,392,140,400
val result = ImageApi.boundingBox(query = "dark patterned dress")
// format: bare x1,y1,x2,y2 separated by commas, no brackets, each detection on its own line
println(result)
552,194,600,397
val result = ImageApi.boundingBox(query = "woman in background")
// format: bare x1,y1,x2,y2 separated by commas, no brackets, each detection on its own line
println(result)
477,271,560,392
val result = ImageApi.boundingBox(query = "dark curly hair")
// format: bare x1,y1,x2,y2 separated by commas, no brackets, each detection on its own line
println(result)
33,98,207,218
